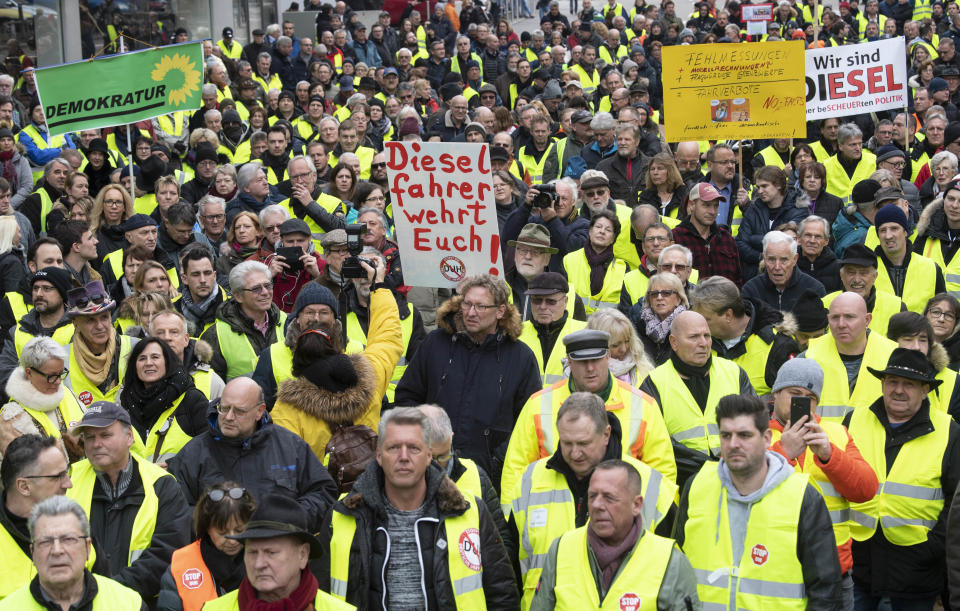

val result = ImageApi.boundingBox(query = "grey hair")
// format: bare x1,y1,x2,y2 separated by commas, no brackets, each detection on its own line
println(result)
19,336,67,370
357,207,390,230
319,116,340,130
28,495,90,539
658,244,693,268
692,276,743,316
836,122,863,144
557,392,608,434
554,177,578,201
211,163,235,183
266,24,282,38
377,407,432,448
44,157,70,175
229,261,272,294
762,230,798,256
418,404,453,444
0,74,13,86
148,310,188,336
798,215,831,240
259,204,290,226
360,246,385,260
201,83,217,96
590,111,615,131
196,195,226,221
276,35,293,47
258,51,272,62
287,154,316,173
931,150,959,171
237,162,265,192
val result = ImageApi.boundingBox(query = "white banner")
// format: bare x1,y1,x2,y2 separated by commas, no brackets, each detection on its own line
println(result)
805,37,908,120
384,141,503,289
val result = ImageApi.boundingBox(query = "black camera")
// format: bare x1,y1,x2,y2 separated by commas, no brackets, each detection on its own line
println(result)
530,184,558,209
341,223,374,279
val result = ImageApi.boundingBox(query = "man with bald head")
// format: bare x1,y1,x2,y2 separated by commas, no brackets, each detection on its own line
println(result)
167,377,337,528
436,94,470,141
640,311,755,486
674,141,703,186
803,292,898,422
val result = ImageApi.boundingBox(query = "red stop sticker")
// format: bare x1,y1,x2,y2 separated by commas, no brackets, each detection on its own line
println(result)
619,592,641,611
751,543,769,566
181,568,204,589
78,391,93,406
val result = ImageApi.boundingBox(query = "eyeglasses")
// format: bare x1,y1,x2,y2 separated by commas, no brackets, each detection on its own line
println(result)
263,224,282,234
71,294,106,309
928,308,957,322
531,296,562,306
659,263,688,272
462,301,498,312
216,403,257,417
201,213,226,222
371,162,387,169
242,282,273,294
103,199,124,207
365,194,386,203
647,289,677,299
290,171,313,181
22,466,71,482
33,535,87,552
644,235,670,244
584,188,608,197
29,367,68,384
208,487,246,502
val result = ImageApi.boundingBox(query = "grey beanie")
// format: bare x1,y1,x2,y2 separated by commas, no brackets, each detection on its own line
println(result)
772,358,824,400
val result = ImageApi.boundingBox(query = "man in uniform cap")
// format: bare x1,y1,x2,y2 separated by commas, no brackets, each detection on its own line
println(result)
502,327,675,497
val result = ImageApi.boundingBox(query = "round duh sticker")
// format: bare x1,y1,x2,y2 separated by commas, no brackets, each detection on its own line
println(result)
751,543,769,566
78,391,93,406
181,568,204,589
440,256,466,282
619,592,641,611
458,528,482,571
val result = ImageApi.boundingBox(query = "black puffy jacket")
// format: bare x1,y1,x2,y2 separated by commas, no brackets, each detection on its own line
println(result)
315,461,520,610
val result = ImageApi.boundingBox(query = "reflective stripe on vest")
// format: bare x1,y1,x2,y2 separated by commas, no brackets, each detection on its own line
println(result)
683,462,809,610
804,330,896,422
562,250,627,314
847,406,949,545
68,454,165,565
329,499,487,608
215,312,285,380
771,421,855,546
554,526,674,610
509,454,675,608
648,357,741,455
517,317,587,387
170,540,218,611
14,323,74,356
923,237,960,297
64,336,134,406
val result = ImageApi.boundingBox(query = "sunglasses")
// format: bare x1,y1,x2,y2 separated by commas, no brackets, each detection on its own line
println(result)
208,487,246,502
71,293,106,309
371,162,387,169
647,289,677,299
531,296,562,306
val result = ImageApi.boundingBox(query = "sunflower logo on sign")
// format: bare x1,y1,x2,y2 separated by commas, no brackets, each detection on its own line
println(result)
150,53,202,106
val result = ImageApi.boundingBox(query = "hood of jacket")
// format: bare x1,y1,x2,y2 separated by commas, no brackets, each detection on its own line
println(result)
5,367,63,412
917,195,947,240
16,308,71,335
184,338,213,368
436,293,523,341
341,460,469,519
931,341,950,372
274,354,377,424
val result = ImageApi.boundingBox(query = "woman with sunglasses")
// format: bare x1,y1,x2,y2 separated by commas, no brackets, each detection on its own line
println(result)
158,482,256,611
628,272,689,366
119,337,208,465
925,293,960,370
0,336,85,461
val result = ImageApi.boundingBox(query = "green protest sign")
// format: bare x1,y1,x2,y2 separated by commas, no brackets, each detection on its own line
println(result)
34,42,204,137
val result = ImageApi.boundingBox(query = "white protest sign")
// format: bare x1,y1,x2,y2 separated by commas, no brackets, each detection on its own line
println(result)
384,141,503,289
805,37,907,120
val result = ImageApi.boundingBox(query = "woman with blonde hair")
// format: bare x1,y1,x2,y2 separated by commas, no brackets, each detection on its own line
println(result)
133,260,177,299
587,309,655,387
628,272,689,365
91,183,133,259
638,153,687,219
0,215,24,296
115,287,174,336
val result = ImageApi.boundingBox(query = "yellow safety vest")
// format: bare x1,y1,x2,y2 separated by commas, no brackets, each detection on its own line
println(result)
454,457,483,501
570,64,601,96
933,367,958,413
717,329,779,396
103,248,180,289
68,454,166,565
450,53,482,74
922,236,960,297
620,268,699,308
508,285,578,321
0,518,99,600
19,124,67,182
563,250,628,314
756,145,789,169
252,73,283,95
14,393,85,441
508,455,675,609
0,573,140,610
684,462,809,610
140,392,192,464
277,194,348,252
4,291,31,326
202,589,353,610
155,111,188,140
345,307,414,402
598,44,628,66
13,323,74,356
647,356,741,455
517,317,587,387
214,313,286,380
28,188,55,233
855,13,887,40
803,331,896,421
216,39,242,59
771,421,858,547
292,116,323,143
914,0,932,21
517,142,554,184
64,336,135,407
874,252,939,314
553,527,675,611
606,204,640,269
824,150,877,205
328,146,375,179
822,289,903,338
803,3,825,23
847,405,949,545
329,496,486,608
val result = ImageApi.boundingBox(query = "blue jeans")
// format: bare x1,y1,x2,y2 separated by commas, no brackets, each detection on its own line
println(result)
853,582,936,611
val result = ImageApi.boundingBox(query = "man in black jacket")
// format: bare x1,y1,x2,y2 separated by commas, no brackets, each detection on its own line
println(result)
317,407,520,609
797,215,842,293
167,377,337,530
596,123,649,208
741,230,827,312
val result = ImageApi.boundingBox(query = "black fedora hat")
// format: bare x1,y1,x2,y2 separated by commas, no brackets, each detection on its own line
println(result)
867,348,941,389
227,493,324,558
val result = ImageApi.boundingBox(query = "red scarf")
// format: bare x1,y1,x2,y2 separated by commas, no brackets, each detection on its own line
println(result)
237,568,318,611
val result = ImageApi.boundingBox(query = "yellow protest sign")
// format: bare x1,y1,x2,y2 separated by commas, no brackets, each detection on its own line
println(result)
662,41,807,142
